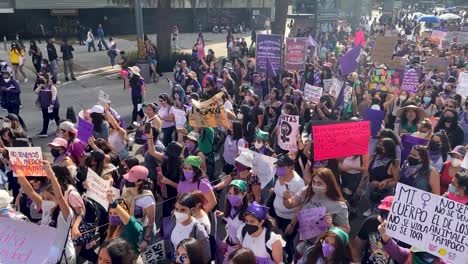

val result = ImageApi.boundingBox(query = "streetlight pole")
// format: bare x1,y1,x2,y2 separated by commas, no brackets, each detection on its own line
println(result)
134,0,145,59
313,0,318,37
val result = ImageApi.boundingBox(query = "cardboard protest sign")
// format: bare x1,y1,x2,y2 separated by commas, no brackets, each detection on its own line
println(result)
323,79,334,93
368,68,403,94
98,90,110,105
189,92,228,128
387,183,468,264
0,217,58,264
420,31,431,39
173,108,187,129
277,114,299,151
285,37,307,71
312,121,370,160
297,207,327,240
141,240,165,264
456,72,468,97
400,134,429,162
387,57,407,70
329,78,344,98
370,36,399,64
364,108,385,137
401,69,421,94
303,83,323,104
7,147,47,177
85,168,120,210
255,34,283,73
77,117,94,144
430,30,447,43
424,57,448,73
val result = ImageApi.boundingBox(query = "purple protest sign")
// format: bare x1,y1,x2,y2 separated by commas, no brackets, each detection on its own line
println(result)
364,108,385,137
285,37,307,71
77,117,94,144
255,34,283,74
297,207,327,240
401,134,429,162
401,69,421,94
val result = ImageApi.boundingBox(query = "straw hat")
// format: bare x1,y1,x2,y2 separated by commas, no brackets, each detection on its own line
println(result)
128,66,141,77
396,105,427,120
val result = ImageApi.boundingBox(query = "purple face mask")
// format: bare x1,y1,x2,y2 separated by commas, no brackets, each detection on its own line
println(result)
227,194,242,207
322,241,335,258
183,170,194,180
109,215,122,226
276,167,286,177
185,142,195,150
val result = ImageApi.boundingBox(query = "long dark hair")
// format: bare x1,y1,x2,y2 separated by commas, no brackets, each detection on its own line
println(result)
51,164,76,194
411,145,431,178
304,168,345,204
400,108,420,127
90,112,105,134
435,109,460,137
98,238,137,264
223,185,249,219
177,238,204,264
432,130,450,161
129,74,142,90
228,247,256,264
231,121,243,141
378,128,401,145
305,231,352,264
159,93,174,106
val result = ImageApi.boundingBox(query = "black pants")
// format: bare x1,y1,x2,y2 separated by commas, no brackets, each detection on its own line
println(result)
275,215,297,263
41,107,60,134
340,171,362,207
131,96,144,122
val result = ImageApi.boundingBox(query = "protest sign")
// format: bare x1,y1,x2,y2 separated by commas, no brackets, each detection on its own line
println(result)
368,68,403,94
387,57,407,70
7,147,47,177
255,34,283,73
387,183,468,264
355,31,365,47
370,36,399,64
430,30,447,43
303,84,323,104
85,168,120,210
329,78,344,98
277,114,299,151
424,57,448,73
420,31,431,39
173,108,187,129
297,207,327,240
141,240,165,264
0,217,57,264
456,72,468,97
312,121,370,160
77,117,94,144
343,85,353,103
401,69,421,94
462,152,468,170
400,134,429,162
285,37,307,71
339,45,361,76
189,92,228,128
323,79,334,93
98,90,110,105
252,151,278,188
364,108,385,137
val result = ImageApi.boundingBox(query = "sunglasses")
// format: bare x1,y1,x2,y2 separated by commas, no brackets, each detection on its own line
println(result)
172,253,187,263
124,181,136,187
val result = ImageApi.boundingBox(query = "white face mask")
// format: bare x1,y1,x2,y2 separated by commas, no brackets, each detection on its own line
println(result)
399,96,407,101
312,185,326,194
237,113,243,120
174,211,190,223
419,132,428,138
254,142,263,150
3,122,11,128
451,158,462,168
41,200,56,214
3,78,10,83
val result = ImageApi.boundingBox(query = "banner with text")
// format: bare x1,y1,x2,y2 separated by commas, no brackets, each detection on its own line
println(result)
430,30,447,43
401,69,421,94
456,72,468,97
141,240,166,264
277,114,299,151
255,34,283,73
297,207,327,240
7,147,47,177
285,37,307,71
85,168,120,210
239,147,278,188
387,183,468,264
304,84,323,104
312,121,370,160
189,92,228,128
368,68,403,94
173,108,187,129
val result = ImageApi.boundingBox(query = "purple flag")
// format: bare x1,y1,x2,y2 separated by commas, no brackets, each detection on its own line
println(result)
401,134,429,162
339,45,361,76
266,58,277,78
364,108,385,137
307,35,318,47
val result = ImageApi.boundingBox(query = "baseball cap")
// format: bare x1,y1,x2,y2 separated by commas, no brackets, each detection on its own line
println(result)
378,196,394,211
59,121,77,134
274,154,295,167
85,150,105,162
229,179,247,192
48,137,68,149
184,155,202,168
90,105,104,114
123,165,149,183
449,145,466,158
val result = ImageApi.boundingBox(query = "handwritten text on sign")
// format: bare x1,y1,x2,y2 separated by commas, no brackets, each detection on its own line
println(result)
387,183,468,264
7,147,47,177
303,84,323,104
401,69,421,94
285,37,307,71
0,217,57,264
85,168,120,210
277,114,299,151
255,34,283,73
456,72,468,97
189,92,228,128
368,68,403,94
312,121,370,160
141,240,165,264
297,207,327,240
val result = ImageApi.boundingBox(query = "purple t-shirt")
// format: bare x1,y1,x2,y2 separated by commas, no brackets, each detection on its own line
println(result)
177,178,212,195
68,139,86,165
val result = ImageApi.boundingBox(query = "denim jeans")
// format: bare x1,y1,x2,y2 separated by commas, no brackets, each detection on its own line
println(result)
50,59,58,82
87,41,96,52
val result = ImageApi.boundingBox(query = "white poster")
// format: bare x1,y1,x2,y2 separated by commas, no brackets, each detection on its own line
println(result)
85,168,119,210
328,78,344,99
304,83,323,104
277,114,299,151
323,79,334,93
387,183,468,264
456,72,468,97
141,240,165,264
239,147,278,188
173,108,187,129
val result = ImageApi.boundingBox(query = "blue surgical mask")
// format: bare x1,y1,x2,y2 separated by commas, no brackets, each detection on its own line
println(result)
448,184,457,194
423,97,432,104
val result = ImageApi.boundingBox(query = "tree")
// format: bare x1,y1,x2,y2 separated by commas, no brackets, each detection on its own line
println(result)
272,0,291,36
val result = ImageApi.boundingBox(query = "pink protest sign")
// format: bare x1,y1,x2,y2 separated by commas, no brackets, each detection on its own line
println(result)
285,37,307,71
297,207,327,240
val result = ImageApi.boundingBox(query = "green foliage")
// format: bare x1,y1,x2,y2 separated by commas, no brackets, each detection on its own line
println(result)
171,50,193,66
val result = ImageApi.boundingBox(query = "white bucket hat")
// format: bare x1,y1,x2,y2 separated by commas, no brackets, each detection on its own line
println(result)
235,152,253,168
0,190,13,208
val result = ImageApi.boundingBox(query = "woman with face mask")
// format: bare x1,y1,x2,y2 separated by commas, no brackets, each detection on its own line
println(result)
172,238,205,264
177,155,217,213
440,145,466,195
48,137,77,177
1,113,26,138
105,192,143,255
9,41,27,82
400,145,440,194
236,202,285,264
427,131,450,172
250,129,275,157
121,165,156,252
169,193,211,263
434,109,464,148
183,131,207,171
17,160,76,263
284,166,350,244
419,90,437,117
299,227,352,264
34,72,60,138
28,40,43,73
363,138,400,217
223,121,246,175
444,169,468,205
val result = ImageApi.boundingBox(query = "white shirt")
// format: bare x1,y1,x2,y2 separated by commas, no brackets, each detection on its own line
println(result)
273,171,305,219
171,218,196,250
195,213,211,234
224,213,243,244
134,195,155,226
42,208,76,264
223,136,246,165
158,106,175,128
236,225,286,259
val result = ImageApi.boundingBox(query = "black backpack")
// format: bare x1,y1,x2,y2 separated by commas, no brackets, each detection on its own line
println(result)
211,128,226,153
241,226,273,259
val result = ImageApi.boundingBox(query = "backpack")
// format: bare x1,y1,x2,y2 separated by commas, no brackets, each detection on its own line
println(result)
212,128,226,153
241,226,273,259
